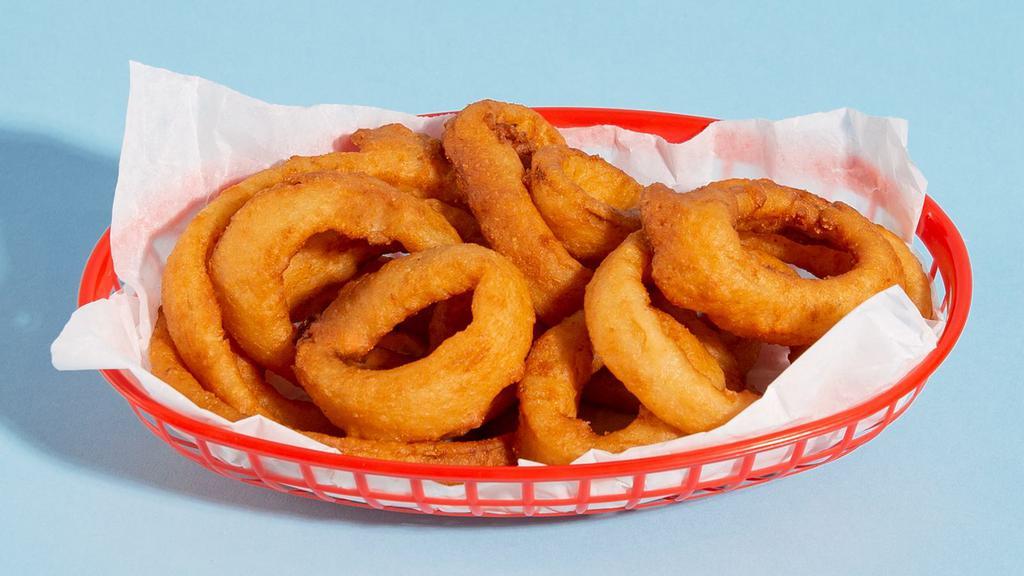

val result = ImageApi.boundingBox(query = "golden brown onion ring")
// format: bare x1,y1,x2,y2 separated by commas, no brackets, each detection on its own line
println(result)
442,99,591,324
346,123,456,200
651,298,761,393
149,312,244,421
877,226,934,319
641,179,905,345
423,199,484,245
209,171,461,372
741,226,933,360
161,125,455,430
304,433,515,467
772,226,934,324
529,145,642,264
152,313,512,466
516,312,681,465
295,244,534,441
584,233,758,434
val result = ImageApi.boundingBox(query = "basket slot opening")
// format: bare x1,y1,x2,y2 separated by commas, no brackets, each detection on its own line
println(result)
852,404,897,441
408,479,435,514
353,473,384,510
673,464,704,502
161,423,200,452
299,464,337,502
792,425,858,468
130,405,160,432
247,453,294,493
193,438,256,481
623,475,646,510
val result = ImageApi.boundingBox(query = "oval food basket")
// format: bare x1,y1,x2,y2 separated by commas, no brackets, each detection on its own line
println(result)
78,108,971,517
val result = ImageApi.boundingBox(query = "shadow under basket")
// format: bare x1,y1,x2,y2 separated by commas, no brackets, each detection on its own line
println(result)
78,108,972,517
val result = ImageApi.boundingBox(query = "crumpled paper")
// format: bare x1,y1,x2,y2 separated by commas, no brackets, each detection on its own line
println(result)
52,62,942,514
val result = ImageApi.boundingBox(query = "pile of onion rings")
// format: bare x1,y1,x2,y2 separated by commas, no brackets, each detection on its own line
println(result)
152,100,933,466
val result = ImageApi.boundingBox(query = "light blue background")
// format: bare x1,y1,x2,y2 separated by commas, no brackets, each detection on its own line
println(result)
1,1,1020,574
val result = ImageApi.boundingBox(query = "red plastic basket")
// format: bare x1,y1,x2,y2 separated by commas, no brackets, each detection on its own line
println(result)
77,108,971,517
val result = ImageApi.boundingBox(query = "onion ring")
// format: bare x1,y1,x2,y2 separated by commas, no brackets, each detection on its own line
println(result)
295,243,534,441
304,433,514,467
877,226,934,319
345,123,456,201
442,99,591,324
423,199,484,245
741,226,933,360
152,311,512,465
584,233,758,434
161,125,456,430
149,312,244,421
209,171,461,371
641,179,905,345
652,298,761,393
529,145,642,264
516,312,681,465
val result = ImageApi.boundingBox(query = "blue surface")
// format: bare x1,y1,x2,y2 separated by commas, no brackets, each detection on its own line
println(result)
2,1,1020,574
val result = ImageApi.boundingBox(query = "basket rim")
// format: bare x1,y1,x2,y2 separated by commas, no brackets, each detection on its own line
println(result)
78,107,972,481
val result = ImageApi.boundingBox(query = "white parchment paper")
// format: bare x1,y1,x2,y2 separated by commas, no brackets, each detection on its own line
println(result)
52,62,941,514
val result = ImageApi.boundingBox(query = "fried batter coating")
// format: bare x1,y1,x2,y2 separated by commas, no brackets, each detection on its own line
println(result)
642,179,906,345
149,312,244,421
209,172,460,371
153,311,513,466
585,233,758,434
161,125,457,430
516,313,681,465
443,100,590,324
530,145,642,264
296,244,534,441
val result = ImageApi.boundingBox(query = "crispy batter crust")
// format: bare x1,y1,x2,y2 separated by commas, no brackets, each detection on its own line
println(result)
153,312,513,466
295,244,534,441
516,313,680,465
642,179,905,345
584,233,757,434
529,145,642,264
442,100,591,324
161,125,457,431
209,172,460,371
149,312,245,421
877,226,934,319
304,432,515,467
